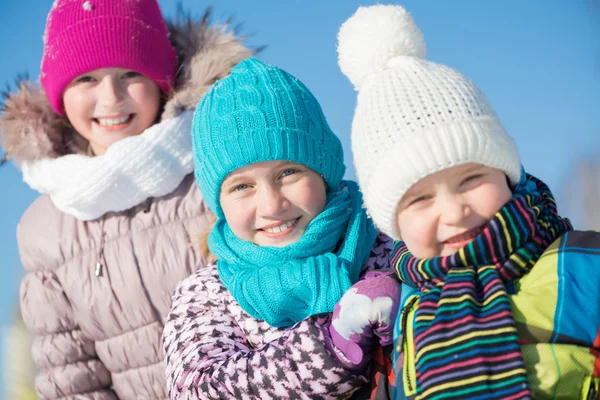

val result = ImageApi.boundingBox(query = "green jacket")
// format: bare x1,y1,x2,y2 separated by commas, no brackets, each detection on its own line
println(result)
394,230,600,399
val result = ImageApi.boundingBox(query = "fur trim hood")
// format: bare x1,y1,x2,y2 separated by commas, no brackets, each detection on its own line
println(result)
0,9,255,164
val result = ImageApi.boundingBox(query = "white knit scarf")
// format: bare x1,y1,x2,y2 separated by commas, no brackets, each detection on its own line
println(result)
18,111,194,220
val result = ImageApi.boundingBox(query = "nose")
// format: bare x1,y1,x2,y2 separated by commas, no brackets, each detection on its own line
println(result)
98,75,125,108
439,194,470,226
257,183,289,217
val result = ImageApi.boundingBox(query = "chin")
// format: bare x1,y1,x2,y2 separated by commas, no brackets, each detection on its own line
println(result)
260,235,302,248
440,248,460,257
269,239,298,248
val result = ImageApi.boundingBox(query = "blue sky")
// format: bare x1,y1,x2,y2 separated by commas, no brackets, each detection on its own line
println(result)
0,0,598,391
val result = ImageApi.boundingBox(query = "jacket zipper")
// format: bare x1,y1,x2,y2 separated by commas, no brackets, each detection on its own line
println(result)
95,215,107,277
399,295,419,395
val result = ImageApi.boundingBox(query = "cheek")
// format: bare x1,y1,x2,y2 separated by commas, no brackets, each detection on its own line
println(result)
63,90,92,135
397,212,420,243
63,91,87,118
397,210,439,257
477,184,513,217
298,178,327,215
128,83,161,124
220,197,255,239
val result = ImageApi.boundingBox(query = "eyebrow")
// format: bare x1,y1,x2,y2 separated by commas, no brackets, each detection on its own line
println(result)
398,189,425,208
224,161,300,182
461,164,483,174
271,160,298,169
222,174,247,189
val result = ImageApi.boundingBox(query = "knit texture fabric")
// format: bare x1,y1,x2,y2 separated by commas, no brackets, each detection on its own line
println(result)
391,173,572,399
209,181,378,328
192,58,346,218
18,111,194,220
337,5,522,240
41,0,177,115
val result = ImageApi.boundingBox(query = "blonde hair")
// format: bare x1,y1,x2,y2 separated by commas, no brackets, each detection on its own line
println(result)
198,212,217,262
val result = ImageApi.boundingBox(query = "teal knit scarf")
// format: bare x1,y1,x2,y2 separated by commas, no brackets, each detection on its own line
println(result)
209,180,378,328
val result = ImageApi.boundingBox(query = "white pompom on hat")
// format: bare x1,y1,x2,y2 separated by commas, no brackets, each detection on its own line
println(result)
338,4,427,90
337,4,522,240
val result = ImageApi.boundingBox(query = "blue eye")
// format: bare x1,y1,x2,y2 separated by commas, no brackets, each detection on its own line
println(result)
280,168,298,178
233,184,249,192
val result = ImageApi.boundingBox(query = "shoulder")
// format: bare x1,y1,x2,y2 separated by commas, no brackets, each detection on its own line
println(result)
169,261,285,346
163,173,203,204
523,230,600,343
557,230,600,249
172,261,225,302
538,230,600,258
536,230,600,271
146,174,211,225
170,174,208,216
19,194,65,232
371,232,394,256
521,230,600,296
361,232,394,273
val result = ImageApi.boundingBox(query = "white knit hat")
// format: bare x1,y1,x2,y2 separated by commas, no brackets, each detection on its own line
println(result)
337,4,522,240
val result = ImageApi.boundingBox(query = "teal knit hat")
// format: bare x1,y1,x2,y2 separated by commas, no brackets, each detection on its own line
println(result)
192,58,346,217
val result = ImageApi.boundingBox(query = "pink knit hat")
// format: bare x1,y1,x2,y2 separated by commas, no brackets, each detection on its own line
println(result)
40,0,178,115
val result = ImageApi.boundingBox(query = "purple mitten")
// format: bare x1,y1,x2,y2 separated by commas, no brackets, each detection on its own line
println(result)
328,272,401,370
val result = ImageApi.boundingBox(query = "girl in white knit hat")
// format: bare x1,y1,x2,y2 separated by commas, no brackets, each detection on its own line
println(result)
338,4,600,400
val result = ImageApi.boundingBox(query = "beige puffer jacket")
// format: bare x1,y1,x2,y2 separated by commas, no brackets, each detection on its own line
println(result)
0,11,253,400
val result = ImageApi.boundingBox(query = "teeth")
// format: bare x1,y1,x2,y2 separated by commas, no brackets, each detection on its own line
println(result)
265,219,296,234
96,115,131,126
447,227,482,243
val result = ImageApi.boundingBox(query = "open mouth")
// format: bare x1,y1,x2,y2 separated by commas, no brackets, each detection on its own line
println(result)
260,217,301,235
93,114,134,127
444,226,484,246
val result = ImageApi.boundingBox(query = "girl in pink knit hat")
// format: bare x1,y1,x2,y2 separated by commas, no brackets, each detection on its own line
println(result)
0,0,253,398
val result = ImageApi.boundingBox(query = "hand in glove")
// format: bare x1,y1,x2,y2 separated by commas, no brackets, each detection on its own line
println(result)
328,271,401,370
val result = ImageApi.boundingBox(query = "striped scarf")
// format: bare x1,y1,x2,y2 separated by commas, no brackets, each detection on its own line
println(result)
391,173,572,399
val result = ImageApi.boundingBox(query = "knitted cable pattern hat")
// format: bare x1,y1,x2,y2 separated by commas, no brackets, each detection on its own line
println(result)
192,58,346,218
41,0,178,115
337,4,522,240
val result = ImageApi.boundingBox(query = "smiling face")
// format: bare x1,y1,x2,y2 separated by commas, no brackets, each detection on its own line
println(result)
395,163,513,258
219,161,327,247
62,68,161,156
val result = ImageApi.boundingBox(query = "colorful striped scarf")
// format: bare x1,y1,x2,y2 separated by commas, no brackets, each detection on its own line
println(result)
391,173,572,399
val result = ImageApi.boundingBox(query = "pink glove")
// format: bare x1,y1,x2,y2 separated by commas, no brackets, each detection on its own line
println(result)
328,271,401,370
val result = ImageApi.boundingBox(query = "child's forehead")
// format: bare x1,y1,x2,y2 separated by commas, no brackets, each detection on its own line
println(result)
71,67,140,78
223,161,306,181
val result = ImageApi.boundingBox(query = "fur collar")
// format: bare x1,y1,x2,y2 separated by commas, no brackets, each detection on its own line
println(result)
0,9,255,164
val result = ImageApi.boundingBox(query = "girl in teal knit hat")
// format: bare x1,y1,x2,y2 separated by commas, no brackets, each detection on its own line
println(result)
162,58,401,399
